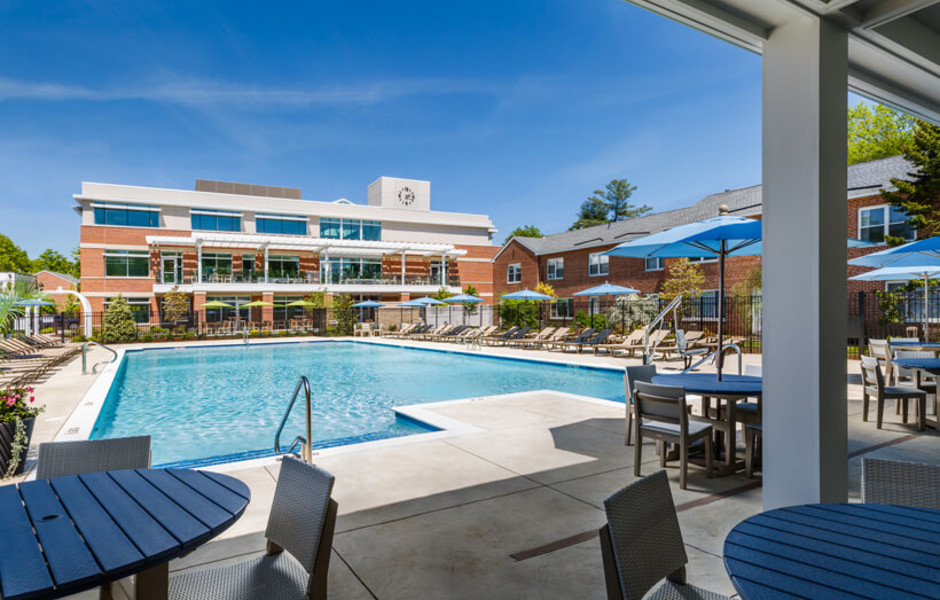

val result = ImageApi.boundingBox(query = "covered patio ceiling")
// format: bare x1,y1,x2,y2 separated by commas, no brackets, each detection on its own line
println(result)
145,233,468,258
626,0,940,123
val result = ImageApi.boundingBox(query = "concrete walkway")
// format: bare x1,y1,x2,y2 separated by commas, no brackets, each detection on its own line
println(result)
7,338,938,599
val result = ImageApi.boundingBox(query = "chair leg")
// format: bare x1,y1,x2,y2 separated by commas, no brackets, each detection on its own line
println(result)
877,395,885,429
902,398,909,423
918,396,926,432
625,407,633,446
599,525,625,600
744,428,755,478
862,390,869,422
633,428,643,477
307,498,338,600
658,440,667,468
679,440,688,490
704,433,714,479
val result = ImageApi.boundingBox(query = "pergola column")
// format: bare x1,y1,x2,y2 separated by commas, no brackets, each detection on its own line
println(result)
762,16,848,508
196,241,203,283
263,244,269,283
401,252,406,284
440,253,446,286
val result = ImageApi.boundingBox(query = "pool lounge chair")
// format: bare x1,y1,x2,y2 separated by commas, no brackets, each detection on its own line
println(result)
524,326,571,350
594,328,645,357
482,326,520,345
509,327,555,348
551,328,596,352
490,326,532,346
580,329,614,354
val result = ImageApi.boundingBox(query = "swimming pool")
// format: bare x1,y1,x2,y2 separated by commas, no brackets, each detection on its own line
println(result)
91,341,625,467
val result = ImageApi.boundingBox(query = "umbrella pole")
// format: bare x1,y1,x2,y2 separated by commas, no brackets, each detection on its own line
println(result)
717,242,726,380
925,275,930,342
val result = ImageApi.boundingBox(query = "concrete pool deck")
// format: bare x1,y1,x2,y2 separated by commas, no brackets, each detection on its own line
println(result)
9,337,938,599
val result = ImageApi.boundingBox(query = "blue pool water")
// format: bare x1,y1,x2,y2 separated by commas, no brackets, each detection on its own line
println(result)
92,342,625,466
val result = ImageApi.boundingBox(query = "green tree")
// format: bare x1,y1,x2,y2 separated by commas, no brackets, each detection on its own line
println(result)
303,289,327,309
101,295,139,343
0,234,32,274
432,287,453,301
570,197,610,230
461,284,480,316
71,246,81,279
332,294,356,335
503,225,544,245
847,102,918,165
882,120,940,242
661,258,705,301
161,286,190,324
570,179,651,230
31,249,73,275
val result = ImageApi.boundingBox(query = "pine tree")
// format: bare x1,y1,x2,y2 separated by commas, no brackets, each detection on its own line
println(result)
102,295,140,343
882,121,940,242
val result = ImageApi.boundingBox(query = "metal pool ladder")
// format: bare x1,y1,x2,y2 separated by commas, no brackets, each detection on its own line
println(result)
274,375,313,463
82,341,118,374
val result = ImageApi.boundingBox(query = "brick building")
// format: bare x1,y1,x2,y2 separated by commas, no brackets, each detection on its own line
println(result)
493,156,916,312
76,177,499,323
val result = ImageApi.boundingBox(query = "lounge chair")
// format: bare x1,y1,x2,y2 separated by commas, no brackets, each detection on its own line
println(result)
483,326,519,345
490,326,531,346
599,470,730,600
509,327,555,348
595,328,645,357
168,457,338,600
580,328,613,354
552,328,596,353
525,327,570,350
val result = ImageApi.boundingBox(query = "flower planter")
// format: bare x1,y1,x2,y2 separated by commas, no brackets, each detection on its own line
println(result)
0,417,35,476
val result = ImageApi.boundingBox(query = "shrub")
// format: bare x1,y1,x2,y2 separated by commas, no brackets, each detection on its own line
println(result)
499,300,539,329
150,327,169,338
101,296,139,343
71,334,87,343
573,310,608,330
332,294,357,335
605,295,659,332
141,334,153,343
39,327,54,334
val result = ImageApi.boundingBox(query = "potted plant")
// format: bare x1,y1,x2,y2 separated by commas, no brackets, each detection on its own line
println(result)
0,386,43,477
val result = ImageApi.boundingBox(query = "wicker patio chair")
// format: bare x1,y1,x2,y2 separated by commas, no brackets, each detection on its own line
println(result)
624,365,657,446
599,470,730,600
36,436,151,479
633,382,713,490
169,456,338,600
861,457,940,509
860,356,926,431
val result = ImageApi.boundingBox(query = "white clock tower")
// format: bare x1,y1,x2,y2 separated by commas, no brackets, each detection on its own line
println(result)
367,177,431,211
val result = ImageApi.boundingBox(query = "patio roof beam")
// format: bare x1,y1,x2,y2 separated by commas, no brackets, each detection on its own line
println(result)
859,0,940,29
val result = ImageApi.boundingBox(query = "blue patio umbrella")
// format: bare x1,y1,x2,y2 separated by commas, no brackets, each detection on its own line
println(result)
848,236,940,269
606,215,762,378
501,289,554,329
573,282,641,329
444,294,484,304
410,296,447,305
850,265,940,340
14,300,56,306
352,300,384,322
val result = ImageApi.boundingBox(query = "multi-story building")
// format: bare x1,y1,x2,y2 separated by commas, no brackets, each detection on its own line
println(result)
76,177,498,323
493,156,916,315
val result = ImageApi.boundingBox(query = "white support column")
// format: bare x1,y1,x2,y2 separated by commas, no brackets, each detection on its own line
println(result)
762,16,848,508
264,245,270,283
401,252,406,284
196,241,203,283
323,250,330,284
440,253,446,286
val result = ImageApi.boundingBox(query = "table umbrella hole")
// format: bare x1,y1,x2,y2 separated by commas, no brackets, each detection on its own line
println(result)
41,514,60,521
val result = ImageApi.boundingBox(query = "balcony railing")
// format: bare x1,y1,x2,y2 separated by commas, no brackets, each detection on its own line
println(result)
157,272,461,287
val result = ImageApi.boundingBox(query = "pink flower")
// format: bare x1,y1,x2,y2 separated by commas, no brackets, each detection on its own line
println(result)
6,399,14,408
29,396,35,403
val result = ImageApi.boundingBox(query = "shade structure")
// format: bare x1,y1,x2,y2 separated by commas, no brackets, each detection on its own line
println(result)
848,237,940,269
501,289,554,301
352,300,385,308
14,300,56,307
284,300,318,307
200,301,234,309
606,215,762,379
573,282,640,296
444,294,484,304
241,300,273,307
850,265,940,340
410,296,447,306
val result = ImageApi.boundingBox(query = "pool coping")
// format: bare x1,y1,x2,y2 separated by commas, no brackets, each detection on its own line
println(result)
57,337,629,472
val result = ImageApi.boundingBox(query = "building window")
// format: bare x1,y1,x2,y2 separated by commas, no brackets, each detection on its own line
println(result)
201,253,233,279
551,298,573,319
507,263,521,284
268,256,300,279
191,209,241,232
104,251,150,278
362,220,382,241
160,252,182,284
588,253,609,277
319,218,381,241
700,290,719,319
203,296,252,322
860,205,915,243
645,257,664,271
105,297,151,323
256,214,307,235
93,203,160,228
326,257,382,283
687,256,717,264
547,257,564,280
242,254,256,279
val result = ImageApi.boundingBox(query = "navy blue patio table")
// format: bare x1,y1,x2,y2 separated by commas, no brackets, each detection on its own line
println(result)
652,373,761,474
0,468,250,600
724,503,940,600
889,341,940,351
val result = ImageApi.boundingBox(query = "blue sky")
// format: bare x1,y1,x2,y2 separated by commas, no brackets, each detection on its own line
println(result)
0,0,771,256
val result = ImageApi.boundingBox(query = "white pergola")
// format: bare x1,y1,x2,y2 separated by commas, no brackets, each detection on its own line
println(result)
146,233,467,287
624,0,940,509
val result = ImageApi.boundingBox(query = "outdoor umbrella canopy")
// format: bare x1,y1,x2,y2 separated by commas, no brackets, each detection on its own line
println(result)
848,236,940,269
573,282,640,330
605,215,762,379
200,301,234,309
444,294,484,304
241,300,273,307
352,300,385,308
285,300,318,307
850,265,940,340
501,289,554,330
410,296,447,306
14,300,56,306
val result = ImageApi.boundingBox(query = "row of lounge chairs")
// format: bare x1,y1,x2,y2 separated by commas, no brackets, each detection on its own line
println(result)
0,334,82,387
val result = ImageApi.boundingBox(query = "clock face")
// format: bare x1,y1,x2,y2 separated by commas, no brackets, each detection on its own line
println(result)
398,187,415,206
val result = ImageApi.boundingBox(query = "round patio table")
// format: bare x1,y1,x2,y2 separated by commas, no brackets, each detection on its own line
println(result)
724,503,940,600
889,341,940,351
889,357,940,430
652,373,762,474
0,468,250,600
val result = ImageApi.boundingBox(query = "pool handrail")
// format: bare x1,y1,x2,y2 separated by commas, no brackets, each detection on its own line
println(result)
82,341,118,375
274,375,313,462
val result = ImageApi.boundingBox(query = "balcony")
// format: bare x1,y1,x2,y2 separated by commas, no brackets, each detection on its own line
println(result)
153,271,461,294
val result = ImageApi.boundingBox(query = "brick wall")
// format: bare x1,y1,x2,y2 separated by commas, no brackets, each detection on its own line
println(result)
492,241,540,296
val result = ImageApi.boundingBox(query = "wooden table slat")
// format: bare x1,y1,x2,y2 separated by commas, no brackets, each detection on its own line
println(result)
814,504,940,536
49,475,146,575
133,469,233,533
167,469,250,514
726,528,938,595
78,471,181,561
0,485,55,600
106,470,211,547
724,554,920,600
200,470,251,500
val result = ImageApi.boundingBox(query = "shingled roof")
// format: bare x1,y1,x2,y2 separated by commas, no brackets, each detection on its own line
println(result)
507,155,913,257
